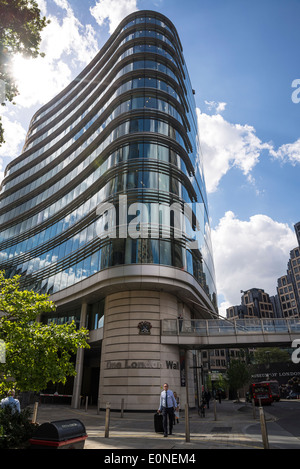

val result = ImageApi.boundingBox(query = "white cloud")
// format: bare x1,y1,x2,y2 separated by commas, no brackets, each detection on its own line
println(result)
196,108,272,193
271,138,300,165
0,114,26,159
0,113,26,185
12,54,72,108
41,1,98,64
211,212,296,315
36,0,47,16
204,100,227,113
90,0,138,34
197,104,300,195
0,0,100,183
11,0,99,108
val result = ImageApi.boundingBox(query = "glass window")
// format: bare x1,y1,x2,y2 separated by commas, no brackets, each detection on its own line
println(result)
173,243,183,268
160,240,171,265
87,299,104,330
159,173,169,191
129,143,139,158
150,239,159,264
90,250,100,275
157,144,168,161
133,77,145,88
170,175,179,195
125,238,137,264
144,142,156,159
186,250,193,274
112,239,125,265
148,171,158,189
100,244,111,269
129,118,140,132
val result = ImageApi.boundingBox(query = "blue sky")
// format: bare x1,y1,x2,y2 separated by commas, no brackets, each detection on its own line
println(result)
0,0,299,314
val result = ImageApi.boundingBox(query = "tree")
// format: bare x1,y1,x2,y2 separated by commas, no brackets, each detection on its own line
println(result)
0,0,49,145
253,347,290,365
0,271,89,393
226,359,251,401
288,376,300,394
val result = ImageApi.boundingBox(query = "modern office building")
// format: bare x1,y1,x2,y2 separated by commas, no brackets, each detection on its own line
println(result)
275,222,300,318
277,248,300,318
0,11,218,410
226,222,300,321
295,222,300,247
226,288,274,320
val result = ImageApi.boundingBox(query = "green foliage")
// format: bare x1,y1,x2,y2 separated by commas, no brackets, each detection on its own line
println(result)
207,373,227,393
0,0,49,144
288,376,300,393
0,271,89,393
253,347,290,365
226,359,251,394
0,405,36,449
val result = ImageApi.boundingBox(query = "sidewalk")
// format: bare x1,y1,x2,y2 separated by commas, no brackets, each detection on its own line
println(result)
31,399,300,450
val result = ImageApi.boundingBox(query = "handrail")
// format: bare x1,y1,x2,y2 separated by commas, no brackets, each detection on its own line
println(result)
161,318,300,337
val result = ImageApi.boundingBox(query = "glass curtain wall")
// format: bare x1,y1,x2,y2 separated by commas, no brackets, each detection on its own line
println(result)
0,11,217,310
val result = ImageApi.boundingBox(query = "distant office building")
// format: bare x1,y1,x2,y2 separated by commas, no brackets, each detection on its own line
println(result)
277,247,300,318
226,304,247,320
226,223,300,321
270,294,283,318
275,222,300,318
0,11,217,410
226,288,274,320
295,222,300,247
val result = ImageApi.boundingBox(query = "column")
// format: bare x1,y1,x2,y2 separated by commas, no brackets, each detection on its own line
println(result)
71,302,88,409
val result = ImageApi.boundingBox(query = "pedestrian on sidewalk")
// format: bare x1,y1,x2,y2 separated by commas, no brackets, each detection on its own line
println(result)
158,383,178,437
204,390,211,409
0,389,21,414
173,392,180,424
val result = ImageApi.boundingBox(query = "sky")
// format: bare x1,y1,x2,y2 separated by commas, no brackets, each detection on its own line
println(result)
0,0,300,316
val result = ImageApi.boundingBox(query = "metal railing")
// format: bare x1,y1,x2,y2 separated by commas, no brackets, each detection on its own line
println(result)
161,318,300,337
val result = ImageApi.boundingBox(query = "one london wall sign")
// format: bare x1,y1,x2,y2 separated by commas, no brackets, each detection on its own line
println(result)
105,359,179,370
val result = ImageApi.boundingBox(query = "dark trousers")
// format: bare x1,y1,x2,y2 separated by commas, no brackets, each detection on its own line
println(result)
162,407,174,435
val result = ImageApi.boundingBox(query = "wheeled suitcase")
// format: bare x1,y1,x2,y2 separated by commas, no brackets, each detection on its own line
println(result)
154,412,164,433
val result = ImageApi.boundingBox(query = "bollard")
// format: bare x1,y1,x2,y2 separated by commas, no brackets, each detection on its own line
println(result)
85,396,88,412
214,398,217,421
185,403,190,442
31,401,39,424
252,399,256,419
105,402,111,438
259,405,269,449
97,397,100,415
121,398,124,418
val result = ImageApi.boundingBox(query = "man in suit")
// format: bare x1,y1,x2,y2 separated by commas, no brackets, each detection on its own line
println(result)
158,383,178,437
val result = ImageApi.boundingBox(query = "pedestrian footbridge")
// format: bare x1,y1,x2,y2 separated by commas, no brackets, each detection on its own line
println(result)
160,318,300,349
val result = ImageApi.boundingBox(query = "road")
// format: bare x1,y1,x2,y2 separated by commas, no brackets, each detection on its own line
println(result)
266,399,300,438
246,399,300,449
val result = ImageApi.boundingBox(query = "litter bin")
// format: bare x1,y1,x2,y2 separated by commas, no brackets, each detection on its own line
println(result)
29,419,87,449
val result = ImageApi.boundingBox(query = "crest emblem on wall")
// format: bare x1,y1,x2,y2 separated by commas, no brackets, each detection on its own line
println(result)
137,321,152,335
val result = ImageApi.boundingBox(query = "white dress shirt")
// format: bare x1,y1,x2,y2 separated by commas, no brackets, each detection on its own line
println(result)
0,396,21,413
159,389,177,410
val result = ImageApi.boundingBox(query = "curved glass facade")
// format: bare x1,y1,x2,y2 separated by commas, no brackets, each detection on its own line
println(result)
0,11,217,311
